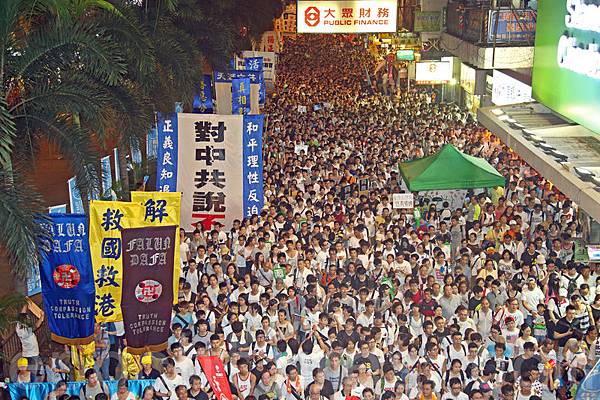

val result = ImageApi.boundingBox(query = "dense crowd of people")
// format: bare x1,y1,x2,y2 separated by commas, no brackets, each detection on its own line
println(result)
9,35,598,400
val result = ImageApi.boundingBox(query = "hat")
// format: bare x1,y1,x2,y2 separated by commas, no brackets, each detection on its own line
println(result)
17,358,28,368
559,288,568,297
509,220,517,225
142,356,152,365
536,255,546,265
527,277,536,283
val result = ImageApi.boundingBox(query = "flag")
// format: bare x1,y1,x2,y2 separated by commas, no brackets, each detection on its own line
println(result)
198,356,233,400
38,214,95,344
121,225,176,354
89,201,144,322
130,191,182,304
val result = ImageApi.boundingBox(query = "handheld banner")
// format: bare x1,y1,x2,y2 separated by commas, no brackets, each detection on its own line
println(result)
245,58,265,105
147,128,158,159
193,75,214,113
100,156,112,197
198,356,233,400
89,201,144,322
121,225,176,354
232,78,251,115
130,191,182,303
113,148,120,182
156,113,178,192
213,71,260,115
68,177,84,214
38,214,95,344
242,115,264,218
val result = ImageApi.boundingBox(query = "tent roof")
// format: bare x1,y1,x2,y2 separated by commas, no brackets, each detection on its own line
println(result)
399,144,505,191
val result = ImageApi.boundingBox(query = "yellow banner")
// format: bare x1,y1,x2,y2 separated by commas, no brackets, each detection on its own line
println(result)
89,201,144,322
130,192,182,304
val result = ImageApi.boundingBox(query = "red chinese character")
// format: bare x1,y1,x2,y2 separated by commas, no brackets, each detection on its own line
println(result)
341,8,353,18
324,8,335,18
360,8,371,18
378,8,389,18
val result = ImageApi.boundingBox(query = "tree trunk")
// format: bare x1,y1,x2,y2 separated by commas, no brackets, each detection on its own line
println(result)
118,141,131,201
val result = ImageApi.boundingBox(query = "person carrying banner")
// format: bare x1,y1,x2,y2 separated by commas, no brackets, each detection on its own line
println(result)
70,341,95,381
154,358,185,400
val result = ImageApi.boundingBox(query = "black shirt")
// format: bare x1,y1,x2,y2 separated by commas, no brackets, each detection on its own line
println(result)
555,317,576,347
188,389,209,400
138,368,160,380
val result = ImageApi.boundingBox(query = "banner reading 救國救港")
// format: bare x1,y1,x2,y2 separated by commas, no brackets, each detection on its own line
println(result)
38,214,95,344
130,191,182,303
121,225,176,354
89,201,144,322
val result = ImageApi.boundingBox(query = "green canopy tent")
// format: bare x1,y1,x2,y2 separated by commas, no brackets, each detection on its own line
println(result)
399,144,505,192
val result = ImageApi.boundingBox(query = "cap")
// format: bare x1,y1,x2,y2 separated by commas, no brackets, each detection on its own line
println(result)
505,316,515,323
17,358,28,368
536,255,546,265
142,356,152,365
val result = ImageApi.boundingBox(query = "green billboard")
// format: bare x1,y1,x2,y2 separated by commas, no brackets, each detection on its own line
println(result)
532,1,600,134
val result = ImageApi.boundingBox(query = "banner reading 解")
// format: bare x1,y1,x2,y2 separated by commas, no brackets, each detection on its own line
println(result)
89,201,144,322
121,225,176,354
38,214,95,344
130,191,182,303
198,356,233,400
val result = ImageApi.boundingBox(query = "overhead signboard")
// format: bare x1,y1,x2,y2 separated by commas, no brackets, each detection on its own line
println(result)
396,49,415,61
297,0,398,33
532,1,600,134
415,61,450,84
486,9,536,43
414,11,441,32
492,70,532,106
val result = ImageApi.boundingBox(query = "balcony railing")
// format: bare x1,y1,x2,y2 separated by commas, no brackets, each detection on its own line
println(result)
446,3,536,45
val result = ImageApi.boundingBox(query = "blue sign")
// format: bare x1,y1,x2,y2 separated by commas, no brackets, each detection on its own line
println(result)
100,156,112,197
67,177,84,214
214,70,261,84
193,75,214,113
242,115,264,218
232,78,251,115
156,112,178,192
38,214,95,343
486,9,537,43
8,380,155,400
26,263,42,296
245,57,264,72
576,359,600,399
147,127,158,159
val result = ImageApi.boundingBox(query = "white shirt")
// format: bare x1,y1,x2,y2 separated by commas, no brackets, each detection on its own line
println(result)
154,373,185,400
174,357,195,387
16,324,39,358
442,392,469,400
521,287,545,317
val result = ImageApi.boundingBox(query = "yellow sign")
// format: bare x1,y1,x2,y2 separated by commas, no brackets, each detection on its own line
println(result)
130,192,182,304
89,201,144,322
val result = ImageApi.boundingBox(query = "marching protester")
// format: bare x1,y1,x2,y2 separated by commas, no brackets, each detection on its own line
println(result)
8,34,597,400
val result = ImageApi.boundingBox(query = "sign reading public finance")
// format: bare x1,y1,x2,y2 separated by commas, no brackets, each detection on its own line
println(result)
157,113,264,230
297,1,398,33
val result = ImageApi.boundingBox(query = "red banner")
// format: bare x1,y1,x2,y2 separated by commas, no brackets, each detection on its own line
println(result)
198,356,233,400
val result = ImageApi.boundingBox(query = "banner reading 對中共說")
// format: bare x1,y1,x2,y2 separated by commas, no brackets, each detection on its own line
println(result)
156,113,264,230
130,191,181,303
38,214,95,344
121,225,176,354
297,1,398,33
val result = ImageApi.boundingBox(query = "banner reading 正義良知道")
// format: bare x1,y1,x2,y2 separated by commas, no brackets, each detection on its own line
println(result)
38,214,95,344
121,225,176,354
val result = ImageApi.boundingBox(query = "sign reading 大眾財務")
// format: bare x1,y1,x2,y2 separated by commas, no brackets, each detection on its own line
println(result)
532,1,600,134
162,114,264,230
297,1,398,33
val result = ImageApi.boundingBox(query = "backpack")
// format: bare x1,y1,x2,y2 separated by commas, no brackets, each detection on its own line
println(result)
563,273,581,296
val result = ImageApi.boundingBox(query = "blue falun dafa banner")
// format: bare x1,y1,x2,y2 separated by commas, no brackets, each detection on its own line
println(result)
38,214,95,344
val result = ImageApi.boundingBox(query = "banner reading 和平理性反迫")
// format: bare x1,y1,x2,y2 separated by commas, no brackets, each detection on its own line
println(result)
38,214,95,344
121,225,176,354
242,115,264,218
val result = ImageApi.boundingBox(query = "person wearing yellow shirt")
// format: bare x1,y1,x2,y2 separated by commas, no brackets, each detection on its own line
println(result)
491,186,504,206
121,343,143,380
70,341,95,381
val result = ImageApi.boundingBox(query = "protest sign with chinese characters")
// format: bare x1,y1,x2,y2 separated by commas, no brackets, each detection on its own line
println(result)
121,225,176,354
89,201,144,322
130,191,182,303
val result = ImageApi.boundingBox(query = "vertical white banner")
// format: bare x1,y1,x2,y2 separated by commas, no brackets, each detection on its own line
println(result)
176,113,243,230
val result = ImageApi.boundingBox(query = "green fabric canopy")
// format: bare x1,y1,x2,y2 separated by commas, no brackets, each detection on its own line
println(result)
399,144,505,192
